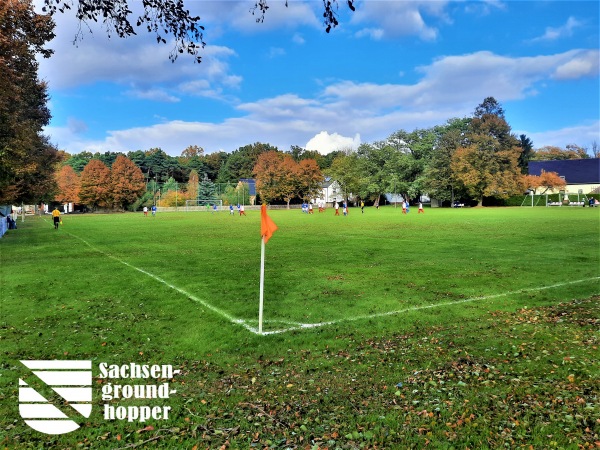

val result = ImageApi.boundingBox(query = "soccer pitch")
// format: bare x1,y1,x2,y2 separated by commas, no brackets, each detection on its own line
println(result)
3,206,598,338
2,206,599,448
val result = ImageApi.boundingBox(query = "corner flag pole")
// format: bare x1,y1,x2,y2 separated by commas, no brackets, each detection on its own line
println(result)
258,236,266,334
259,203,278,335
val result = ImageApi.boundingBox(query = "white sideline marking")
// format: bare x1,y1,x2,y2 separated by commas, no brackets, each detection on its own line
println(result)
65,231,257,334
259,277,600,335
63,227,599,336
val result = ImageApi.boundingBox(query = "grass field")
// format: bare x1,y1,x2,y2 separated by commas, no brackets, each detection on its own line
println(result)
1,206,599,449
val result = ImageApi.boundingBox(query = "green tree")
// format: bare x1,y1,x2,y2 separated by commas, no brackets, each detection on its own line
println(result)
205,151,229,181
197,173,217,204
127,150,149,176
162,177,178,194
65,151,93,173
452,98,523,206
518,134,534,174
219,143,278,183
326,152,363,203
422,118,471,204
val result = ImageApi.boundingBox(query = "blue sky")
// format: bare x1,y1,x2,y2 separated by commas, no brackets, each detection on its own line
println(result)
36,1,599,156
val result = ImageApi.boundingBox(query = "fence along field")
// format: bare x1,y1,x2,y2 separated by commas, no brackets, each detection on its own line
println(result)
17,206,600,336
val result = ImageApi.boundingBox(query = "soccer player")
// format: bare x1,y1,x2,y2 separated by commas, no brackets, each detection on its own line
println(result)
229,204,234,215
418,202,424,214
240,204,246,216
334,201,340,216
151,205,157,216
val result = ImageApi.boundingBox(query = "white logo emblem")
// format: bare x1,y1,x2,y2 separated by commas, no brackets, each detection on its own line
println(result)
19,360,92,435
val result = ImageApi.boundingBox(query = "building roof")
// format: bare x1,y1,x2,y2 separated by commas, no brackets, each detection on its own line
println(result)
238,178,256,196
321,176,336,188
528,158,600,184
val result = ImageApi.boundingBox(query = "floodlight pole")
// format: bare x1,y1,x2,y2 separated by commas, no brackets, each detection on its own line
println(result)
258,237,266,334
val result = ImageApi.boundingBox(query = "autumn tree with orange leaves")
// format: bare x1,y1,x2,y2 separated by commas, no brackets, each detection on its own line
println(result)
522,170,567,194
79,159,112,210
254,151,324,206
110,155,146,210
0,0,59,204
253,151,296,205
55,165,80,204
296,159,323,202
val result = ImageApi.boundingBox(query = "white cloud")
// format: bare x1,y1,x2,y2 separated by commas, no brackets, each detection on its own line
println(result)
305,131,361,154
355,28,384,40
125,89,180,103
225,1,321,33
531,17,582,42
464,1,506,16
44,49,599,156
268,47,286,58
292,33,305,45
351,2,448,41
553,50,599,80
518,121,600,149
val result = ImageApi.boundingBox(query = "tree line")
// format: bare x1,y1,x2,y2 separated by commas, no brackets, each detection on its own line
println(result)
51,96,581,211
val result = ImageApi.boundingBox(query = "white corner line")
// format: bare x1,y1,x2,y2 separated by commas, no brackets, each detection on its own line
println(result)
64,228,599,336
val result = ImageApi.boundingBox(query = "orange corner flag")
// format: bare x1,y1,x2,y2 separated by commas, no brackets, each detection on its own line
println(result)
261,204,278,244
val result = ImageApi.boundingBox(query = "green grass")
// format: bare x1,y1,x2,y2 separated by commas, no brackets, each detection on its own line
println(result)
1,206,598,449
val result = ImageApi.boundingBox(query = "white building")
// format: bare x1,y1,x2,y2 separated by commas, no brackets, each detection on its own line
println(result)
315,177,342,206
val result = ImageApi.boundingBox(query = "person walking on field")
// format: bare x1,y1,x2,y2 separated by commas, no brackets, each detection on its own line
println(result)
418,202,424,214
360,200,365,214
143,206,148,217
402,201,407,214
334,201,340,216
52,207,61,229
239,204,246,216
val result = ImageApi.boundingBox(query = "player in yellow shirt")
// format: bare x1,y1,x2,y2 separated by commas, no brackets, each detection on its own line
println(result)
52,207,60,229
